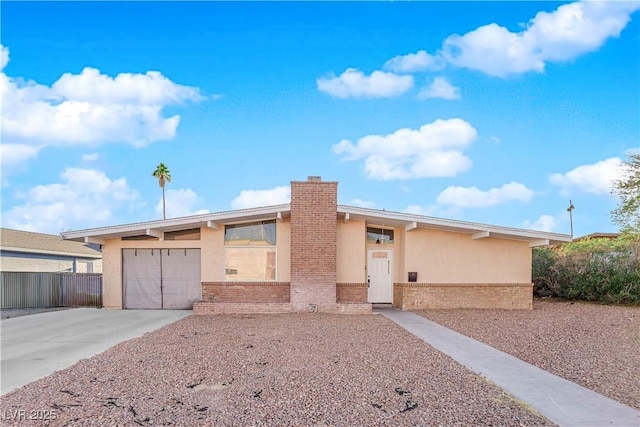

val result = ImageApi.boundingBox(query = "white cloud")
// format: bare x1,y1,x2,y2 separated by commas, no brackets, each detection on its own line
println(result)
1,144,40,168
442,23,542,77
0,44,8,71
418,77,461,100
349,198,375,208
1,168,141,233
441,1,640,77
231,186,291,210
82,153,99,161
332,118,477,180
317,68,414,99
2,68,200,147
523,214,557,232
550,157,623,196
155,188,208,219
0,45,203,170
383,50,444,73
436,181,534,208
51,67,201,106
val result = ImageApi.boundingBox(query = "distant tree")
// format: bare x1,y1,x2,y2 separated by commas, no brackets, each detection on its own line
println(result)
152,163,172,220
611,153,640,235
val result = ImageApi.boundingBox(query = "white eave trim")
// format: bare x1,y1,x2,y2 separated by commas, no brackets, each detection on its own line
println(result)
338,205,571,244
145,229,163,240
471,231,491,240
529,239,550,248
85,236,105,245
61,204,291,241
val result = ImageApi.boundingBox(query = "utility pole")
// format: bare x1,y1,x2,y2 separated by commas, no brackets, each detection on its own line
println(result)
567,200,575,240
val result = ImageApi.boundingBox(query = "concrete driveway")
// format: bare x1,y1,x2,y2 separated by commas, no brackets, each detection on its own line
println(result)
1,308,191,395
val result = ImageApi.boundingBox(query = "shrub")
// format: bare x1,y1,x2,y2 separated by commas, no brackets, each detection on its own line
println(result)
532,235,640,304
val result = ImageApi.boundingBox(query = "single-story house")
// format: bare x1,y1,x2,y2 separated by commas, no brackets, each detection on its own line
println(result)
61,177,571,313
1,228,102,273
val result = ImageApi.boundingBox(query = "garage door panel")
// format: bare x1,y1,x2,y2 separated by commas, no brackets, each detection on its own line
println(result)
123,249,162,309
161,249,201,309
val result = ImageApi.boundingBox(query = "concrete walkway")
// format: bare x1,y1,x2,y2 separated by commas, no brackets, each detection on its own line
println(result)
1,308,191,395
378,309,640,427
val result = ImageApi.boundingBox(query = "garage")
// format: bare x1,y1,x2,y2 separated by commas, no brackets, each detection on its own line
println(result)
122,248,201,309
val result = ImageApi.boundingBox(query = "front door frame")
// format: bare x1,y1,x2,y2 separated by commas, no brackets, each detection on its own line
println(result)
367,249,393,303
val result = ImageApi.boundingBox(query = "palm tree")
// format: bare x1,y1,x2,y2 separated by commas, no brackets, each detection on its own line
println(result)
152,163,171,219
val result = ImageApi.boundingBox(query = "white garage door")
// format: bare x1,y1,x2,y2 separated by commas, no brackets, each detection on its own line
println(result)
123,248,201,309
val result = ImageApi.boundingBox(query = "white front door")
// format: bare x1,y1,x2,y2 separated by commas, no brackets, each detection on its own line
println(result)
367,249,393,303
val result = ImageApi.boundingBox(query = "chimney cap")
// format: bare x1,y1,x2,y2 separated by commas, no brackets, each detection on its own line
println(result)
307,176,322,182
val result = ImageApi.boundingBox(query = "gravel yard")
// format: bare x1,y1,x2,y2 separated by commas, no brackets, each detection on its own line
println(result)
416,299,640,411
0,313,552,426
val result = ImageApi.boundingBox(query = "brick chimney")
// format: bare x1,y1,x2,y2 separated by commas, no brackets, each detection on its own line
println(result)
289,176,338,310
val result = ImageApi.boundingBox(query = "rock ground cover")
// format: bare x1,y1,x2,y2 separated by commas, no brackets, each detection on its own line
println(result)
416,299,640,410
0,313,552,426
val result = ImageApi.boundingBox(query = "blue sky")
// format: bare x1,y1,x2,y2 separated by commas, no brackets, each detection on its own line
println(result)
1,1,638,237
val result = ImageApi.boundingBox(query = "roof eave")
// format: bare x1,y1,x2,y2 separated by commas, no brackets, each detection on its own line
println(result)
0,246,102,259
61,204,292,242
338,205,571,245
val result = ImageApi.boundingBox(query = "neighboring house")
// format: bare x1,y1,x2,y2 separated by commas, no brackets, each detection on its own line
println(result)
61,177,570,313
1,228,102,273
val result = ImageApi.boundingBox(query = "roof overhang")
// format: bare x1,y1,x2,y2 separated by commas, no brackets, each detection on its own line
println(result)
61,204,291,242
337,205,571,247
60,203,571,247
0,246,102,259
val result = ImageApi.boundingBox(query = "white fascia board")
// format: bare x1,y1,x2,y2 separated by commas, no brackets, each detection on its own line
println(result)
145,229,163,239
471,231,491,240
85,236,105,245
338,205,572,244
529,239,550,248
61,204,291,241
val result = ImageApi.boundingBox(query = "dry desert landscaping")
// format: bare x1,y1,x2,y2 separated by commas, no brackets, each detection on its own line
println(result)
1,299,638,426
416,298,640,411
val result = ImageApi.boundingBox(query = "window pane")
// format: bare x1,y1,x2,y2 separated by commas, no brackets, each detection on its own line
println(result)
367,227,394,244
225,247,276,280
225,221,276,245
164,228,201,240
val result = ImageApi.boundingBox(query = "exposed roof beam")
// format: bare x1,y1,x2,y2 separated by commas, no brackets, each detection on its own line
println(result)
344,213,350,224
84,236,105,245
529,239,550,248
472,231,491,240
405,221,417,232
146,228,163,239
277,212,283,222
206,221,218,230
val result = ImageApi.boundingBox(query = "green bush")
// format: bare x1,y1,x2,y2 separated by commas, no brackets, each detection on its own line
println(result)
532,235,640,304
